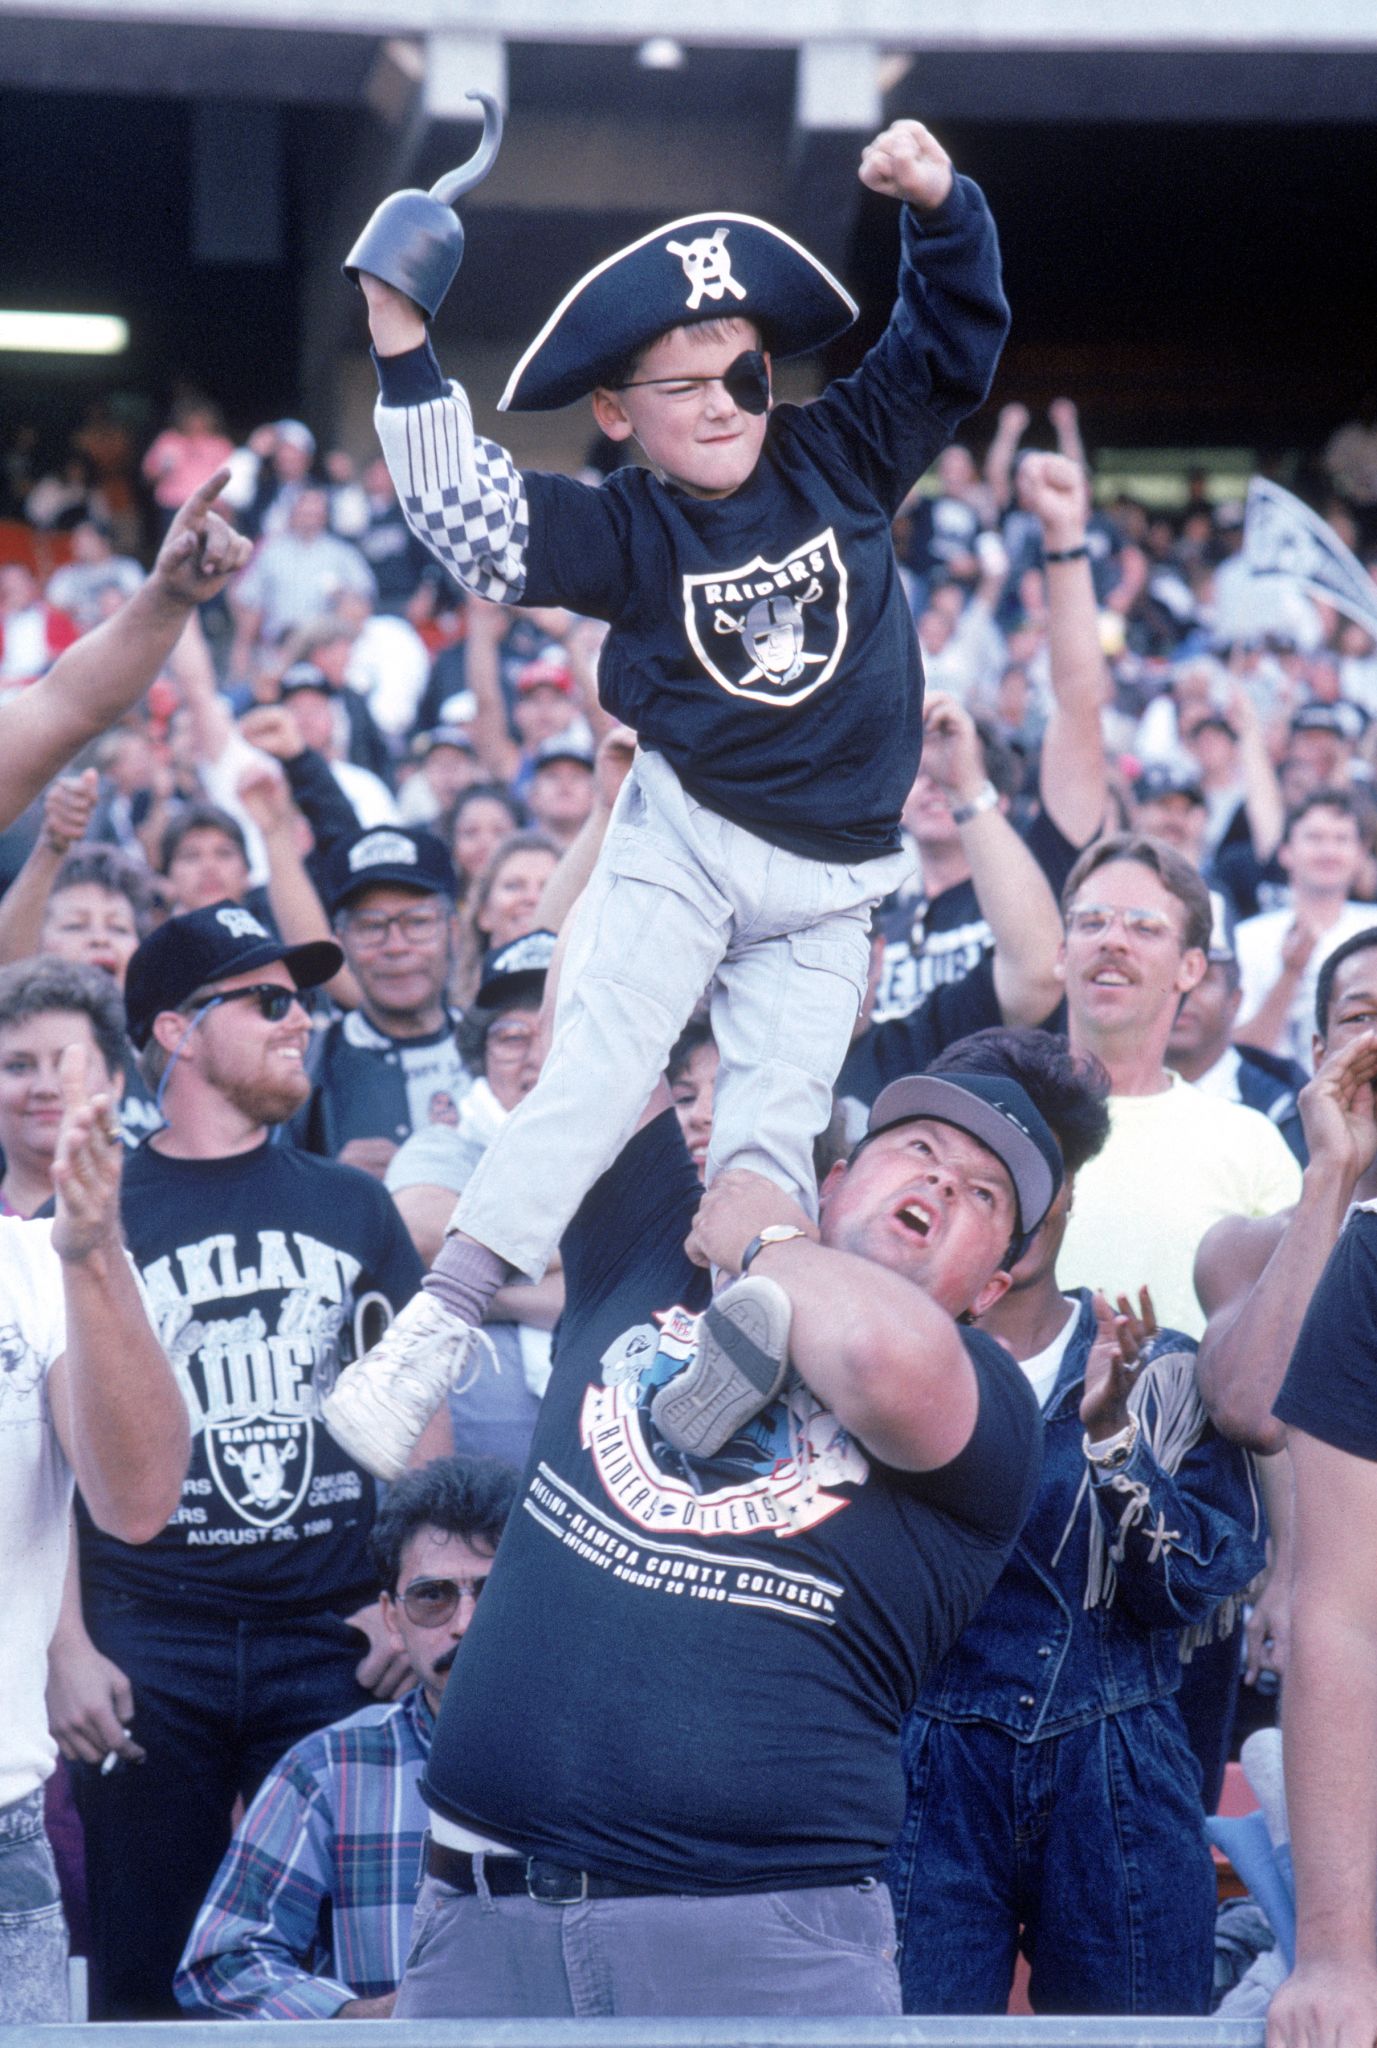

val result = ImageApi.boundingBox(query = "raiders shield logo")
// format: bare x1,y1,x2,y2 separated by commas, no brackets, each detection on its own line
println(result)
207,1415,314,1530
683,527,849,708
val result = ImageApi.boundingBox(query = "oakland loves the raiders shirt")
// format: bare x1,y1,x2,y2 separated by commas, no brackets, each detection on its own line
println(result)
77,1139,422,1617
421,1110,1042,1893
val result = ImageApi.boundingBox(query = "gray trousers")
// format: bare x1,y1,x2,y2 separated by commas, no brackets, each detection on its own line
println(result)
394,1869,902,2018
0,1789,69,2023
455,748,912,1277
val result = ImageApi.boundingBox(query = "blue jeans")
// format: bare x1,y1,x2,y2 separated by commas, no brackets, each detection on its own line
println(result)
887,1708,1215,2015
0,1789,69,2023
73,1593,371,2019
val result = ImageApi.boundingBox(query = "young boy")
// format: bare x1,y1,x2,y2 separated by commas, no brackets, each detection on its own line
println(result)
324,120,1010,1479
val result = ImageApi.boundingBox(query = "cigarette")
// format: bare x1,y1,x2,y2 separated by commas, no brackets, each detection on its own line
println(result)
101,1730,133,1774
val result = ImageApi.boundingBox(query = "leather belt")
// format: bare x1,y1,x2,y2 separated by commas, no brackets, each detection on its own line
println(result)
425,1837,675,1904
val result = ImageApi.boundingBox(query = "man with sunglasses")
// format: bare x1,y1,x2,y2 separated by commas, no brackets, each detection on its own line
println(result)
175,1454,517,2019
1055,832,1301,1341
57,902,428,2019
289,825,467,1182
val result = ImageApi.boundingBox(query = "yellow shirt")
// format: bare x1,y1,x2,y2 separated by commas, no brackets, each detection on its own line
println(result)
1057,1072,1302,1339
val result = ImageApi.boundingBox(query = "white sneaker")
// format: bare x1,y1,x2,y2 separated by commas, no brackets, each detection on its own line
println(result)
322,1292,474,1482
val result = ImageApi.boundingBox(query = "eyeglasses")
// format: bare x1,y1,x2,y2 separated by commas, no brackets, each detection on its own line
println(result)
617,350,771,417
1065,905,1177,943
196,983,318,1023
344,907,447,949
400,1574,489,1626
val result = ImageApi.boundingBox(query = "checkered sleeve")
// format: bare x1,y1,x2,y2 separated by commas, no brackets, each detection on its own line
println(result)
374,382,529,603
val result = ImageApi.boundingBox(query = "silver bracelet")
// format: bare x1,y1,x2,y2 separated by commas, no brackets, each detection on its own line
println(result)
950,781,999,826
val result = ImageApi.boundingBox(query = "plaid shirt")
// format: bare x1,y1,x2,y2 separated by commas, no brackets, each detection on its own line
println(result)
174,1687,434,2018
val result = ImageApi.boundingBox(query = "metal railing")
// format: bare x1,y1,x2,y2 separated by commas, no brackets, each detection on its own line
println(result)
4,2022,1269,2047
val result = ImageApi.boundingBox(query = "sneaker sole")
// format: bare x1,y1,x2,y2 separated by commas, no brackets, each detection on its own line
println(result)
650,1275,792,1458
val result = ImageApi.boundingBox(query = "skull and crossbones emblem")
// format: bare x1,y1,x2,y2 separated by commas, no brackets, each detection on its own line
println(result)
665,228,748,312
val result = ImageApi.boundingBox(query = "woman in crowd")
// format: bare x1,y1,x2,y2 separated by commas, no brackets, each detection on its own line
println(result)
0,956,126,1217
448,783,526,905
668,1018,718,1185
450,828,558,1008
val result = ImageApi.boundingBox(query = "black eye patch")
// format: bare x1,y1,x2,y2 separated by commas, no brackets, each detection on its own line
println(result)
722,351,771,415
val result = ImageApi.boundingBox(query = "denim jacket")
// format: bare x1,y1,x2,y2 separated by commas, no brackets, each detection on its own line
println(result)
915,1291,1264,1742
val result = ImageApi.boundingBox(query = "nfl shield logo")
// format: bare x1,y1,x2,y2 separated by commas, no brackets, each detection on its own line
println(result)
682,527,849,708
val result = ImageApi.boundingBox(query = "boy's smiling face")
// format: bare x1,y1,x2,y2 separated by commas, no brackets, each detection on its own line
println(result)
592,317,770,500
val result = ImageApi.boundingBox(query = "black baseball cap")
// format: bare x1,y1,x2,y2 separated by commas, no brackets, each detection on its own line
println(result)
476,930,556,1010
865,1072,1063,1239
1291,702,1367,743
278,660,337,698
412,725,477,761
530,732,595,774
1132,763,1206,807
321,826,457,916
125,901,342,1049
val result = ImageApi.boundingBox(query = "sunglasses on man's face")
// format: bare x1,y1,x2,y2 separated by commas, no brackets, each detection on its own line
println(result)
400,1574,490,1627
199,983,319,1024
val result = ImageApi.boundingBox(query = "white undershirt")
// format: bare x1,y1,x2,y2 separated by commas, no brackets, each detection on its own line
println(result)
1016,1296,1082,1411
429,1811,519,1855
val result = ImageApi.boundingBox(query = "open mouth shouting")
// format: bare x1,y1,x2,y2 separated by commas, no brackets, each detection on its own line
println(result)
894,1195,936,1241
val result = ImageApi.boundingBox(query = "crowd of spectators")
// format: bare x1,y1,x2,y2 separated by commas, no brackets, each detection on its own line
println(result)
5,352,1377,2032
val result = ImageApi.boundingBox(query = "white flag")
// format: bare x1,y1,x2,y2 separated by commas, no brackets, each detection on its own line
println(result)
1244,477,1377,640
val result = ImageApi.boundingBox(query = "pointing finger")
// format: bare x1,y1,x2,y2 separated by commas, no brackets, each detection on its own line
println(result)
58,1039,93,1113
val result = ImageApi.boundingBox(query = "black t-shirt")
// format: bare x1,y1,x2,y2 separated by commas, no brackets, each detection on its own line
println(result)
838,957,1067,1109
78,1139,422,1617
289,1008,470,1160
513,181,1009,863
1275,1205,1377,1455
902,494,983,579
423,1109,1043,1892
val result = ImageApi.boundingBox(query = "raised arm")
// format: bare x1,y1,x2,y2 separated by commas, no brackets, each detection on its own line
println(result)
1020,452,1109,849
0,769,98,966
47,1045,189,1543
1227,679,1286,867
1268,1432,1377,2048
810,122,1010,511
923,691,1063,1028
1194,1027,1377,1449
235,754,362,1011
461,599,521,784
0,473,250,831
361,275,534,609
983,402,1029,514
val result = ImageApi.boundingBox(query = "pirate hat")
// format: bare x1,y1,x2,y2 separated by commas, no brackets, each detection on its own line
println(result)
499,213,858,413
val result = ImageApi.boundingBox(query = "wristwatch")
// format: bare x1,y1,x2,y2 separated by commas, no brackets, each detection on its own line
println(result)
951,781,999,826
1083,1412,1141,1472
741,1225,809,1274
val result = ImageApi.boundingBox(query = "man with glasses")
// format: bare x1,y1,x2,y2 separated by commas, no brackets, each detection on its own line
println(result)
1055,832,1301,1340
55,902,428,2018
290,826,468,1178
175,1454,517,2019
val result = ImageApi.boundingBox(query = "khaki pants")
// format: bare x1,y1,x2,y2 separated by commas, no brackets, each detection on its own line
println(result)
454,747,911,1278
